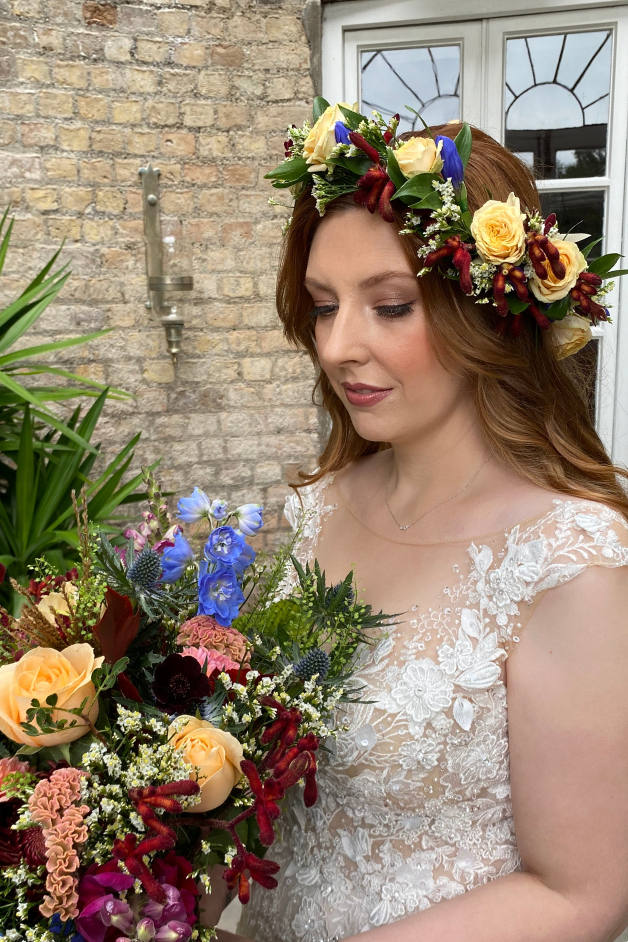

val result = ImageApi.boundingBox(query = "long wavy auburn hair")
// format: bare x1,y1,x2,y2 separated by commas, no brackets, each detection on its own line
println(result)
276,122,628,519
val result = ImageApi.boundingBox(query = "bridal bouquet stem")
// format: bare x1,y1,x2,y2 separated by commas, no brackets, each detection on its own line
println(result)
0,473,391,942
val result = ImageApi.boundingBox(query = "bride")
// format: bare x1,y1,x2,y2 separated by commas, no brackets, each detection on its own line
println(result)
219,118,628,941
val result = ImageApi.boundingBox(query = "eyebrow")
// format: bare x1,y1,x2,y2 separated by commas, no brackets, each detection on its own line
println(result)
304,270,416,291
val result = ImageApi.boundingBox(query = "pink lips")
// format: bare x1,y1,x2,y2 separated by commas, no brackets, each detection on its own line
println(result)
341,383,392,407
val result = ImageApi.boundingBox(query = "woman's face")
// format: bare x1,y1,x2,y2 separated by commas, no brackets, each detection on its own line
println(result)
305,207,469,446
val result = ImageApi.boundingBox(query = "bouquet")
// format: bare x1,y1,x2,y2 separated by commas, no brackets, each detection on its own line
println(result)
0,473,391,942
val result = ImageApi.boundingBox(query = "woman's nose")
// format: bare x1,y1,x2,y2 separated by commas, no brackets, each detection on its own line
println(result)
319,305,369,367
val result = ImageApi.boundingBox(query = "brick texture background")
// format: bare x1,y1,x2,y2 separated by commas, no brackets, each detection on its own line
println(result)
0,0,321,547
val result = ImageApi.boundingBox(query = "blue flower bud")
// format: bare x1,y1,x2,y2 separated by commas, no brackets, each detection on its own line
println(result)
435,135,464,189
334,121,351,145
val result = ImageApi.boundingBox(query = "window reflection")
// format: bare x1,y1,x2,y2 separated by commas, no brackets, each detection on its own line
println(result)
360,44,460,132
539,190,604,259
505,31,612,178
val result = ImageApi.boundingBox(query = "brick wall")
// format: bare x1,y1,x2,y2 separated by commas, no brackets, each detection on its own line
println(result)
0,0,321,546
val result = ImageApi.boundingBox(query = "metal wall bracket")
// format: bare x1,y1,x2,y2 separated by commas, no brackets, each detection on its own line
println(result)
139,164,193,365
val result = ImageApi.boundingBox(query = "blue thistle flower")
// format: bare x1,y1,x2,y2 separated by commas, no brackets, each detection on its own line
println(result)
127,547,162,588
294,648,331,681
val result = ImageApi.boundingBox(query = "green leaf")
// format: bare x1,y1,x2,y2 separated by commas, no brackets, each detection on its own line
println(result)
338,106,365,130
409,190,442,211
0,215,14,280
385,147,406,190
15,744,42,756
601,267,628,278
0,330,111,368
312,96,330,122
588,252,622,275
453,123,472,168
264,156,308,182
393,172,441,205
507,295,530,315
581,237,603,259
16,405,34,555
546,295,570,321
326,155,372,176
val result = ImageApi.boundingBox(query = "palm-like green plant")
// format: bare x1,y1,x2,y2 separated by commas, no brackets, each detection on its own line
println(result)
0,209,150,611
0,395,152,614
0,207,125,454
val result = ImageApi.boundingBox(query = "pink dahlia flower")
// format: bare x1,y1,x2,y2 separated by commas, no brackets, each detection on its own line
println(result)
181,646,240,675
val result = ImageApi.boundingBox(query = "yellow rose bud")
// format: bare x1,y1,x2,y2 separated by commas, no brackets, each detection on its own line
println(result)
550,313,592,359
470,192,527,265
303,102,358,172
528,238,587,303
395,136,444,178
37,584,77,626
0,644,103,746
170,716,243,813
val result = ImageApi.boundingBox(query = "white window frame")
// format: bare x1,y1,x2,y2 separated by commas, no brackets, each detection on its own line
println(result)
322,0,628,467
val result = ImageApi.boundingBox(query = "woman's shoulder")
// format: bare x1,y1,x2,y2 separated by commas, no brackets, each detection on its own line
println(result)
283,469,339,532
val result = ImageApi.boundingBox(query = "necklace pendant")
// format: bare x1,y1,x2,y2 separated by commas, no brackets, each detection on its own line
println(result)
400,525,410,531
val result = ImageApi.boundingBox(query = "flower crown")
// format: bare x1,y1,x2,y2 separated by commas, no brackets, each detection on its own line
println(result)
265,98,627,359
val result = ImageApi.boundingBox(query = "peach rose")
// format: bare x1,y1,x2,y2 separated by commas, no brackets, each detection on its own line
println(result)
395,136,443,178
303,101,358,172
0,644,103,746
550,313,592,359
170,716,243,813
470,192,527,264
529,238,587,303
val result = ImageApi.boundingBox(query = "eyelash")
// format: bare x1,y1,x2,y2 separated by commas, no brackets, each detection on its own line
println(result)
308,302,414,319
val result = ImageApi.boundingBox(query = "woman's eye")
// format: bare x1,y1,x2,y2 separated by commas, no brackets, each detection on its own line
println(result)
374,302,415,318
309,304,337,319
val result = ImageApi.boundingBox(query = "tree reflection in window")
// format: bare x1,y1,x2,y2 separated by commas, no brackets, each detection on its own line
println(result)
361,45,460,133
505,30,612,179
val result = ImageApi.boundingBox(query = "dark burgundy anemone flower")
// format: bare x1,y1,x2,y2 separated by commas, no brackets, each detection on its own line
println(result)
0,799,23,866
151,653,212,714
21,826,47,866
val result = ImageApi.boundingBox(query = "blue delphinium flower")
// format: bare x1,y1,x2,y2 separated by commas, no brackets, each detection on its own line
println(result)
435,135,464,189
210,498,228,520
233,541,256,580
161,530,195,583
177,487,212,523
49,915,85,942
198,563,245,627
205,525,245,565
334,121,351,145
233,503,264,536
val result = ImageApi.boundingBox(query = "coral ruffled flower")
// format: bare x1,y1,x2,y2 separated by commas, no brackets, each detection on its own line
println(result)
0,643,103,746
470,192,527,265
169,716,243,813
176,617,249,663
395,136,444,178
529,238,587,303
29,768,90,922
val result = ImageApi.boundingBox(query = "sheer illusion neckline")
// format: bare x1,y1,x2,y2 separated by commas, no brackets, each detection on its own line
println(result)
333,480,566,547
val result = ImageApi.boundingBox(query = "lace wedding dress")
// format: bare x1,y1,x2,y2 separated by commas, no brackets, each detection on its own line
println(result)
239,474,628,942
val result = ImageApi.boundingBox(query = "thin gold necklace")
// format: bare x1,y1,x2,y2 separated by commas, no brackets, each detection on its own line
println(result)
384,457,490,532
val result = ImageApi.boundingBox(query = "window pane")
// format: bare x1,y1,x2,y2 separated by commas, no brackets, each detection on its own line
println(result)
360,44,460,132
539,189,604,258
504,30,612,179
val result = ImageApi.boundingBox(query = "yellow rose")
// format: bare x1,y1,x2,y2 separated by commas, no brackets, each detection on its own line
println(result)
470,192,527,264
303,102,358,172
395,136,444,178
0,644,103,746
528,238,587,303
170,716,243,813
550,313,592,360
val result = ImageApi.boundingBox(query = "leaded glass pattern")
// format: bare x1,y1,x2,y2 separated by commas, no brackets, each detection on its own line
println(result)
360,44,460,132
504,30,612,178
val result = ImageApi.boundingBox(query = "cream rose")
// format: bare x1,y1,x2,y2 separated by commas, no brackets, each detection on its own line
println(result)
0,644,103,746
303,101,358,172
470,192,527,264
550,313,592,360
528,238,587,303
170,716,243,813
37,584,77,626
395,136,443,178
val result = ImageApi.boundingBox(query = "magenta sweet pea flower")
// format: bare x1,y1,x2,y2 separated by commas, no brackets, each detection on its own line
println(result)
155,923,193,942
77,895,134,942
